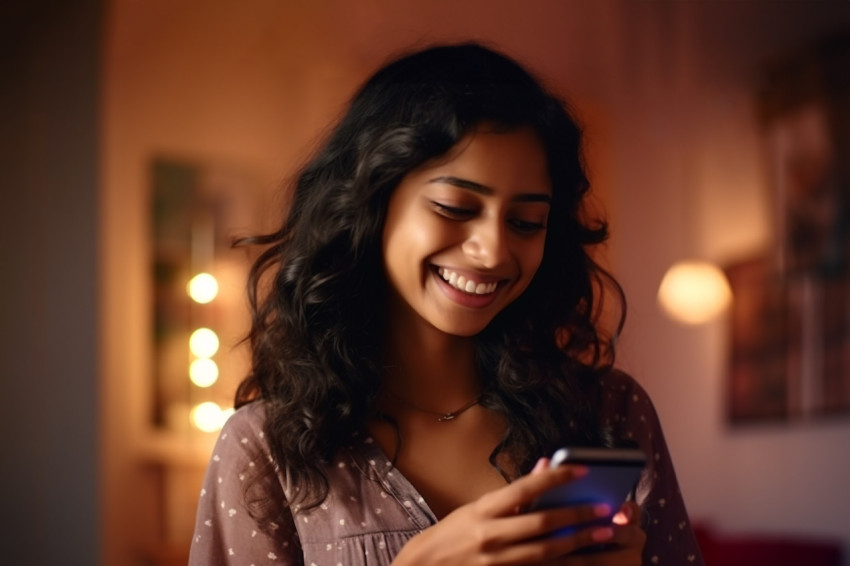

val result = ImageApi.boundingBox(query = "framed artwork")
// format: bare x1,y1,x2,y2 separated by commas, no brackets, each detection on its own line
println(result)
725,256,791,422
726,33,850,424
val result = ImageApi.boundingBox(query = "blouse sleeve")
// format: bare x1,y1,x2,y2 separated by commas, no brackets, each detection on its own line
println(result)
600,371,704,566
188,403,303,565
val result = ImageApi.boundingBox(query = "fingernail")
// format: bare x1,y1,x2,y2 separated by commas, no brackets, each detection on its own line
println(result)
594,504,612,517
612,504,633,525
532,458,549,472
592,527,614,542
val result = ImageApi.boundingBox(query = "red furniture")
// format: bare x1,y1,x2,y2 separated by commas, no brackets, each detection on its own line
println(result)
694,524,843,566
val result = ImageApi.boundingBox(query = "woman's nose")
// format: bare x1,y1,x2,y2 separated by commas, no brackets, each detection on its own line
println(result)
461,219,509,268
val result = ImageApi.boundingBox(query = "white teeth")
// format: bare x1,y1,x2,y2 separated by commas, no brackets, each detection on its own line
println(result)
437,268,498,295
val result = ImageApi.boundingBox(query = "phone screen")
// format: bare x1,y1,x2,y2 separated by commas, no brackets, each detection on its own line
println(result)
527,447,646,523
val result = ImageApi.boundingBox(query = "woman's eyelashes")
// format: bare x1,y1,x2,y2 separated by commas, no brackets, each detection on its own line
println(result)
432,201,475,220
430,201,547,235
508,218,547,234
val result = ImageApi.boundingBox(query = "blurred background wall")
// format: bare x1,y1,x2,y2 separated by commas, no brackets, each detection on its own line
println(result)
1,1,101,565
3,1,850,564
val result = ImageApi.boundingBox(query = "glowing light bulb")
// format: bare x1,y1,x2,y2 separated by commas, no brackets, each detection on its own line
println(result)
191,401,227,432
189,328,219,357
657,260,732,325
189,357,219,387
187,272,219,304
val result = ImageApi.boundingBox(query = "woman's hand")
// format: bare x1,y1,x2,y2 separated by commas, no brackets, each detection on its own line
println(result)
392,459,642,565
547,501,645,566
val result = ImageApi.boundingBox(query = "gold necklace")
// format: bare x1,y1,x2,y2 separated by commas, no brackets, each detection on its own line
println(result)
386,390,482,422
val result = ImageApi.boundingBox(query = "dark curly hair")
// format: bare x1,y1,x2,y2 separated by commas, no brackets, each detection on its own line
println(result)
235,41,626,509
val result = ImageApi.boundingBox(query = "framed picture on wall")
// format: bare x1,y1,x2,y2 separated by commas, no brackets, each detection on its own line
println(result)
726,32,850,424
725,256,791,422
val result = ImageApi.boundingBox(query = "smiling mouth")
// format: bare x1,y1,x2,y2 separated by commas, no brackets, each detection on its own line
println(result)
436,267,500,295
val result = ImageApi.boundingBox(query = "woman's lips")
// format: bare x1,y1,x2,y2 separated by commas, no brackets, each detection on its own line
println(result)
432,266,507,309
437,267,499,295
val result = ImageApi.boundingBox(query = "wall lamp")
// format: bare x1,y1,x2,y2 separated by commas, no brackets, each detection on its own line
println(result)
657,260,732,325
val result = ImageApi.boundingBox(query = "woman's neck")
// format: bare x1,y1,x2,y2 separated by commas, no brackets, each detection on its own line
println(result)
381,321,481,411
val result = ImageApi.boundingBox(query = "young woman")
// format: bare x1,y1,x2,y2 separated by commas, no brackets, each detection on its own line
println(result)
189,42,703,565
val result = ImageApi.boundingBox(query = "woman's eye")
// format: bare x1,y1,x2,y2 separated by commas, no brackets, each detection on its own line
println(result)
509,219,547,234
432,202,475,219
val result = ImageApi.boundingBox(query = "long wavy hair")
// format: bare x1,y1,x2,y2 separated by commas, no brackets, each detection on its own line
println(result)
235,42,626,508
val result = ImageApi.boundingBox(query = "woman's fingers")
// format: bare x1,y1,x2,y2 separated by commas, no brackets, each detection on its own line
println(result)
471,502,613,550
530,456,551,474
608,502,645,549
395,467,645,566
511,501,646,565
489,520,620,565
474,462,589,517
551,503,646,566
607,513,646,553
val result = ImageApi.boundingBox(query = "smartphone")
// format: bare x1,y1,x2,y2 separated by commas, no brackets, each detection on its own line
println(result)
527,446,646,518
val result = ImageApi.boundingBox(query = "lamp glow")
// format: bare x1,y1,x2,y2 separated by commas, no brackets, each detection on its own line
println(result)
187,272,219,304
189,328,220,357
191,402,227,432
189,357,219,387
657,260,732,325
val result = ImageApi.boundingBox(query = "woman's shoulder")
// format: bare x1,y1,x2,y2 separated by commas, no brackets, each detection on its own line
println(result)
596,368,662,439
221,400,268,435
209,401,272,461
598,368,652,403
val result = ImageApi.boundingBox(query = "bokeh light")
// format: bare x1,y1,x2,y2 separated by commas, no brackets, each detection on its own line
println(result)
190,402,231,432
189,327,219,357
187,272,219,304
658,260,732,325
189,357,219,387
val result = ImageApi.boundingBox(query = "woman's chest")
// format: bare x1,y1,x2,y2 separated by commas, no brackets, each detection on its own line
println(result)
367,409,510,518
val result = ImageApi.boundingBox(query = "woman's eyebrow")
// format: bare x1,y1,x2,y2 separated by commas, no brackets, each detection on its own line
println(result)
428,175,551,203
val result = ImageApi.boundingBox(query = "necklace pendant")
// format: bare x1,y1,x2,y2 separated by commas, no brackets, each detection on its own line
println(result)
436,413,457,422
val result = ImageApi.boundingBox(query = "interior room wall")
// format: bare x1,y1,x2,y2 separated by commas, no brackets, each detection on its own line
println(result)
606,3,850,556
97,0,850,563
0,1,102,564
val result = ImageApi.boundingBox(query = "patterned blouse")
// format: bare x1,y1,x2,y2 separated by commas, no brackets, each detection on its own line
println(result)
189,371,704,565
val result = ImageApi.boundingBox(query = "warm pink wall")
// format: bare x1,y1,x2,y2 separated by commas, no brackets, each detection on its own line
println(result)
103,1,850,563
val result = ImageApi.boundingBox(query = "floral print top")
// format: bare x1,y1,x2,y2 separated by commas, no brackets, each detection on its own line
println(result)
189,371,704,565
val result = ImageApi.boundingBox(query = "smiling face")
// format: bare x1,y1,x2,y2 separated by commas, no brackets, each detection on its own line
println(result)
381,125,552,338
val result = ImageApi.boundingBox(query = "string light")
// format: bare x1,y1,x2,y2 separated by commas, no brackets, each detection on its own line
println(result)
187,272,219,304
189,357,219,387
191,402,224,432
189,327,219,357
